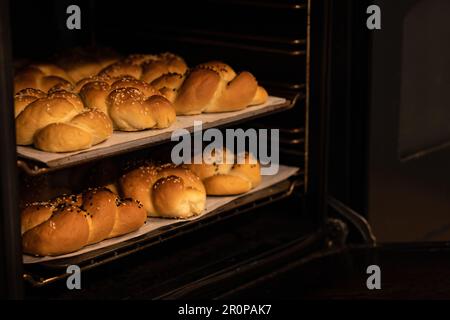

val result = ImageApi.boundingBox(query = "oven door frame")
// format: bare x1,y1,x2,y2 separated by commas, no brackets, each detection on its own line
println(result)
0,0,24,299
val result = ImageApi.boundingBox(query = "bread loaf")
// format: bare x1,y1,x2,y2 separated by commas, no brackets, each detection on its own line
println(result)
120,164,206,218
15,90,113,152
77,76,176,131
151,61,268,115
14,63,74,94
185,149,261,195
21,188,147,256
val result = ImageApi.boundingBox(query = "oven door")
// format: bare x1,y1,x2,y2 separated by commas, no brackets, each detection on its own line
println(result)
327,0,450,243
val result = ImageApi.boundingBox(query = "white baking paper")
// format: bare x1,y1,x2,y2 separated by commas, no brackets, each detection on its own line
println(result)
23,164,300,264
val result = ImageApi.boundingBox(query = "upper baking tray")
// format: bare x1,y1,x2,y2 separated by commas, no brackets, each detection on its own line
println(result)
17,96,292,173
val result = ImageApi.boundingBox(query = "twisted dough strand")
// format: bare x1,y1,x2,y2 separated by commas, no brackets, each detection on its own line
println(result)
14,63,74,94
185,149,262,195
98,53,187,83
15,90,113,152
151,61,269,115
21,188,147,256
120,164,206,219
77,76,176,131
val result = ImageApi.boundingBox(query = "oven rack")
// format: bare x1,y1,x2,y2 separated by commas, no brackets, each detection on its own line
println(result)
17,92,302,176
23,173,303,287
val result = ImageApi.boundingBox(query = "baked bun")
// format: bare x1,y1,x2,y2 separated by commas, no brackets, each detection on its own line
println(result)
14,88,46,117
120,164,206,219
55,47,120,82
151,61,268,115
77,76,176,131
98,53,188,83
15,90,113,152
14,64,74,94
185,149,261,195
21,188,147,256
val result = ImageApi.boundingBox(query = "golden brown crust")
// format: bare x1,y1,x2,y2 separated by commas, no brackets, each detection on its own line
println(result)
120,164,206,218
98,52,188,85
99,62,142,79
203,175,252,195
34,122,93,152
78,76,176,131
141,53,188,83
21,189,147,256
251,86,269,106
81,189,117,244
14,64,73,94
14,88,46,117
15,90,113,152
22,205,90,256
150,73,185,103
21,203,53,235
34,110,112,152
171,68,221,115
16,95,81,145
109,199,147,238
185,149,261,195
151,61,268,115
55,47,120,82
143,95,177,129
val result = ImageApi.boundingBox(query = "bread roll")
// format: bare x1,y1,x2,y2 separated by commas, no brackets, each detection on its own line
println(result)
151,61,268,115
120,164,206,219
98,52,188,83
77,76,176,131
15,90,113,152
14,63,73,94
55,47,120,82
185,149,261,195
14,88,46,117
21,188,147,256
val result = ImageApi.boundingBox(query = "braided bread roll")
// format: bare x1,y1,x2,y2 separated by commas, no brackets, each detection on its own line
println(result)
55,47,120,82
14,88,46,117
14,63,74,94
77,76,176,131
150,61,269,115
98,53,188,83
15,90,113,152
185,149,261,195
120,164,206,219
21,188,147,256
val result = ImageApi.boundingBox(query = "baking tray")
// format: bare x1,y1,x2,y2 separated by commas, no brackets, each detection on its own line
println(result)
23,173,303,287
17,95,298,175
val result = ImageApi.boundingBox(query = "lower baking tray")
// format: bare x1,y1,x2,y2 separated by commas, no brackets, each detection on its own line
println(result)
23,173,304,287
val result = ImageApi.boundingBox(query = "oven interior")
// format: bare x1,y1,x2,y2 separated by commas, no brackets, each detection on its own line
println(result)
0,0,341,299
